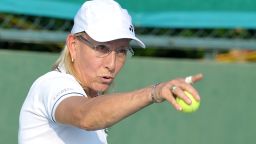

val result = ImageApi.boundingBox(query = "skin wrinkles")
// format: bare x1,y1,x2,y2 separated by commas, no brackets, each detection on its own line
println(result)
69,34,130,96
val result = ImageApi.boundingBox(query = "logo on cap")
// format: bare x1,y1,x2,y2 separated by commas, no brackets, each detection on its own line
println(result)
129,25,134,33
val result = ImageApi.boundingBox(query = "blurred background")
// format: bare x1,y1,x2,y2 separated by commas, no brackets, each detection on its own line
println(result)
0,0,256,144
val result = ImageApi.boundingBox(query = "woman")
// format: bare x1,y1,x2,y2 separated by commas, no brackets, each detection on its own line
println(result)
19,0,203,144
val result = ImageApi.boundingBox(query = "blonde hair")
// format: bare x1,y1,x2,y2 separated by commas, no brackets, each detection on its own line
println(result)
52,45,76,76
52,33,88,91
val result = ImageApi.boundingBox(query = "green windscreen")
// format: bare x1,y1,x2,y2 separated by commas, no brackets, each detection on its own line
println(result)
1,50,255,144
1,0,256,28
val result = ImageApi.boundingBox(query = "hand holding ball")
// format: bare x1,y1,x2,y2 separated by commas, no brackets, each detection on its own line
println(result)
176,91,200,113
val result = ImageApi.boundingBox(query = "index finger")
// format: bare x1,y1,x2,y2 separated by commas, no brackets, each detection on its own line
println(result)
191,73,203,83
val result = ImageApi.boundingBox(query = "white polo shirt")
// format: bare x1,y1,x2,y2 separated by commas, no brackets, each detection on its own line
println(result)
18,66,108,144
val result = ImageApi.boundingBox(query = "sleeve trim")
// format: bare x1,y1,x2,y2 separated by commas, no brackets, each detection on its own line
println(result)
51,92,85,122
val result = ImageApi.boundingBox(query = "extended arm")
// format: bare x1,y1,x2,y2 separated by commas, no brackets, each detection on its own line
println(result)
55,73,203,131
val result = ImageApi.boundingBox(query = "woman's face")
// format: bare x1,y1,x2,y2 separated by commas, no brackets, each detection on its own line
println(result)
69,34,131,95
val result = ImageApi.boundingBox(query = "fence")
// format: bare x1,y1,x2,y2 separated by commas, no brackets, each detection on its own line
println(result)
1,0,256,50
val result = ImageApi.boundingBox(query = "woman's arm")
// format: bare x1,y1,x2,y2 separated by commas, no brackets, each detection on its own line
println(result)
55,73,203,131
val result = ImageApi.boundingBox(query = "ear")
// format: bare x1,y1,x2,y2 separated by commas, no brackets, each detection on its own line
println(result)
66,34,78,62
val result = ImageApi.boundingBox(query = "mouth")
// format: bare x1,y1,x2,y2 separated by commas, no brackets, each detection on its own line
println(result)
100,76,114,84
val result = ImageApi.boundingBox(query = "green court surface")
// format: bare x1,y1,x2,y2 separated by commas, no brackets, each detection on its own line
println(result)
1,50,255,144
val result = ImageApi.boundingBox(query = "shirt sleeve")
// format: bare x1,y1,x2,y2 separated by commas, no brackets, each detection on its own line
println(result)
41,72,86,123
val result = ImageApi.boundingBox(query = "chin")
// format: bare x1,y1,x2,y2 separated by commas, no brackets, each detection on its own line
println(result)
94,84,111,93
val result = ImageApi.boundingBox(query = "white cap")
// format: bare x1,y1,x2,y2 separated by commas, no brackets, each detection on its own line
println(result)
71,0,145,48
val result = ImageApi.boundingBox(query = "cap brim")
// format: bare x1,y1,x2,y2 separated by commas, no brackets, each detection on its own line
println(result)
86,30,145,48
132,37,145,48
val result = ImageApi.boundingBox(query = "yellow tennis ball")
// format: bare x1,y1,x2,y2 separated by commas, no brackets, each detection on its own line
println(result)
176,91,200,113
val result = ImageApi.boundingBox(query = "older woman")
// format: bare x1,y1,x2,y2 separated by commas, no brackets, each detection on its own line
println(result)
19,0,203,144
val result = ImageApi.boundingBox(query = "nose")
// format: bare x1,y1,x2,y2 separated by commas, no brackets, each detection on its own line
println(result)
104,51,116,72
